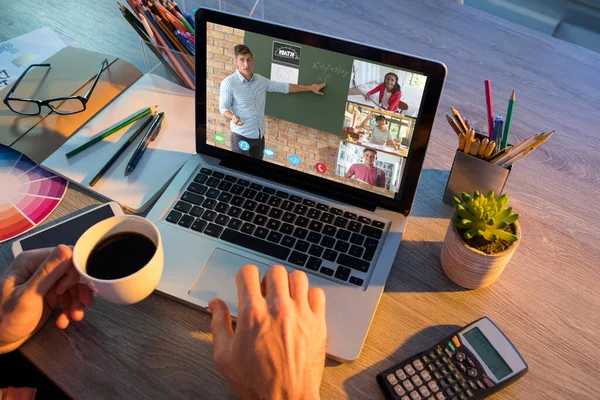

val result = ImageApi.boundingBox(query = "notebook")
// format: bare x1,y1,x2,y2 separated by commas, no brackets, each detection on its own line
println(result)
41,73,195,213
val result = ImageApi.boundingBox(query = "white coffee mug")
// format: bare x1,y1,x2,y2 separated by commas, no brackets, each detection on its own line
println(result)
72,215,163,305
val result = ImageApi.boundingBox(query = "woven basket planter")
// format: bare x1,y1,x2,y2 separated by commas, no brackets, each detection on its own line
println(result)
440,220,521,289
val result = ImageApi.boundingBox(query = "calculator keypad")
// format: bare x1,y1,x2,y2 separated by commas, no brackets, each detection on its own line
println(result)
379,335,496,399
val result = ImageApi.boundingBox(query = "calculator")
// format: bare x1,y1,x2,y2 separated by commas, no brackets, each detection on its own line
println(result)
376,317,528,400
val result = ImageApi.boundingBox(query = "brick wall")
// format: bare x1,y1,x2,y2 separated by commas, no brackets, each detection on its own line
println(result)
205,23,393,198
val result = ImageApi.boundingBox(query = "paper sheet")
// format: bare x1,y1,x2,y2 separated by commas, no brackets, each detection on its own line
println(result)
42,73,195,213
0,27,66,92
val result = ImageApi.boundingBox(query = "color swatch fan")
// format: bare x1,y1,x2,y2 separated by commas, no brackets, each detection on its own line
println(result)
0,145,68,243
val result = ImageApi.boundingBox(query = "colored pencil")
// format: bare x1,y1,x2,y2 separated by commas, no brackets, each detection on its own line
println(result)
446,114,463,136
451,107,469,133
485,80,494,138
66,106,156,158
502,91,516,150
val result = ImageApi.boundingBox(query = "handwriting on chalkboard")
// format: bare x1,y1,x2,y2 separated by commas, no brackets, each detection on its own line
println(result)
312,61,351,82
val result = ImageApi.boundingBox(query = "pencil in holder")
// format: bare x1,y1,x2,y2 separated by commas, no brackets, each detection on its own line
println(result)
443,150,511,205
140,39,195,90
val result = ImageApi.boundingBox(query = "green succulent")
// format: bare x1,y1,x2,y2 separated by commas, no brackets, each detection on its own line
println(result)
451,191,520,243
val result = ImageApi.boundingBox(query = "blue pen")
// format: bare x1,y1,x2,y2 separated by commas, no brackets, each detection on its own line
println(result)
183,11,194,27
494,114,503,152
125,112,165,176
175,30,194,55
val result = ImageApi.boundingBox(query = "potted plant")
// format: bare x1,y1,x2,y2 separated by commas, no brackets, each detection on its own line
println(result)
440,190,521,289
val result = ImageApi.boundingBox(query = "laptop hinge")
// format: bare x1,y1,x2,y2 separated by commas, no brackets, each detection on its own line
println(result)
219,158,378,213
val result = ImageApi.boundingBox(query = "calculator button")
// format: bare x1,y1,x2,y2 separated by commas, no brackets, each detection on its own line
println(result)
447,342,455,352
458,392,468,400
476,380,486,389
445,388,454,397
466,389,474,397
429,351,437,359
441,356,451,365
435,360,444,369
403,380,415,391
405,365,416,376
410,390,422,400
396,369,407,381
419,386,431,397
455,352,465,362
436,346,444,356
460,381,469,391
451,336,460,348
467,368,478,378
386,373,398,385
411,375,423,386
435,392,446,400
454,372,463,382
428,381,440,393
483,377,495,387
466,357,475,367
444,348,453,357
422,355,431,363
439,380,449,389
458,363,467,373
468,381,478,390
441,368,450,377
448,364,457,372
452,384,461,393
394,384,406,396
446,376,456,385
428,364,436,372
401,396,410,400
420,370,432,382
413,360,425,371
434,372,444,380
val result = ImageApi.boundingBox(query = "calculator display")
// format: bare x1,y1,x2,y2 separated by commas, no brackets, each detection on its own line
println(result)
463,327,512,380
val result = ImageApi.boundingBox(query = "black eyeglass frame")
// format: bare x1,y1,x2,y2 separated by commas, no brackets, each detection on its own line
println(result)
2,58,109,115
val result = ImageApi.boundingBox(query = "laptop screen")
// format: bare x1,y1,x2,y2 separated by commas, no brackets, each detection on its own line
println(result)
198,10,446,214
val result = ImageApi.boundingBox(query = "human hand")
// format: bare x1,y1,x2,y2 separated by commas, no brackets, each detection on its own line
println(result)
0,245,94,354
311,83,326,95
232,114,244,126
364,92,370,101
209,265,327,400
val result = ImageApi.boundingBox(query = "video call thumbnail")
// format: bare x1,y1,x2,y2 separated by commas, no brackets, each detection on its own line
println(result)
205,22,428,198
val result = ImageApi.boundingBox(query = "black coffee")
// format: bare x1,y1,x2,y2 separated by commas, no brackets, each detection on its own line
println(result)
86,232,156,280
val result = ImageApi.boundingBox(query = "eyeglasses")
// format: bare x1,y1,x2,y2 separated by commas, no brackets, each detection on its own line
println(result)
3,59,108,116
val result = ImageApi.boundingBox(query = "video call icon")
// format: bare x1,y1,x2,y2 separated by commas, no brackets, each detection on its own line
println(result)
215,133,225,144
264,148,275,158
238,140,250,151
288,155,301,166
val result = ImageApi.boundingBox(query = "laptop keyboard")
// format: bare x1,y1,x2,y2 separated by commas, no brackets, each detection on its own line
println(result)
164,167,387,288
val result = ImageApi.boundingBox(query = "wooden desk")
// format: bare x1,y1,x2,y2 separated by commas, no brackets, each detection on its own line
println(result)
1,1,599,399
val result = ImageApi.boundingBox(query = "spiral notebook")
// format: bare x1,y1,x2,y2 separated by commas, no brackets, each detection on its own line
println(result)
41,73,195,213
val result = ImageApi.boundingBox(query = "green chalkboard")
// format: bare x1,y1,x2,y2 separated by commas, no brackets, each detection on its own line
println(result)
244,32,353,136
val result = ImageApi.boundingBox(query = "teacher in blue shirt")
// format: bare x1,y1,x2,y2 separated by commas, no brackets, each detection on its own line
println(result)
219,45,326,160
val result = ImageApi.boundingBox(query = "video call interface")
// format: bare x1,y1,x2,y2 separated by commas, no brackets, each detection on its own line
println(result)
205,23,428,198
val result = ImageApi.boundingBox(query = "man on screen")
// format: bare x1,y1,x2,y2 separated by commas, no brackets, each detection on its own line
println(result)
219,45,326,160
345,148,386,188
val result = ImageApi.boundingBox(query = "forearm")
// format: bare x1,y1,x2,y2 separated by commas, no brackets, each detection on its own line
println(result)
223,110,235,120
289,84,312,93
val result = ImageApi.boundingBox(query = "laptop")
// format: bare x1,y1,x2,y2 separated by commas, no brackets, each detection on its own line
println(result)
146,8,446,362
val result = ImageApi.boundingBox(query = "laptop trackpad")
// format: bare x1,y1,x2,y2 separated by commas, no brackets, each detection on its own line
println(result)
188,248,292,316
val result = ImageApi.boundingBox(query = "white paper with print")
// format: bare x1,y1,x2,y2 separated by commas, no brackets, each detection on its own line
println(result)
0,27,66,92
270,63,299,84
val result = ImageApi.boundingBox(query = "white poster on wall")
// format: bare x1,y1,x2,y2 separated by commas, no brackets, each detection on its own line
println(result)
270,63,299,84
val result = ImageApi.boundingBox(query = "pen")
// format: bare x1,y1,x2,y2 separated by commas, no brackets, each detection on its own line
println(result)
66,105,156,158
89,112,156,187
125,111,165,176
502,91,516,150
485,80,494,138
